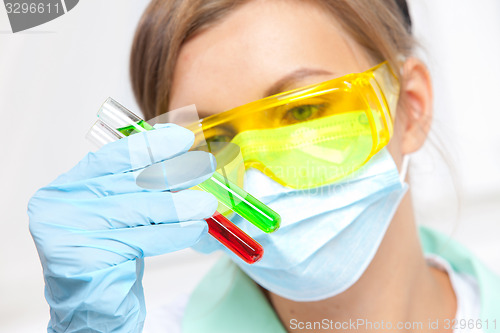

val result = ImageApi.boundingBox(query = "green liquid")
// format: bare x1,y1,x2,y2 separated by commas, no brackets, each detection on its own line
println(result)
117,120,154,136
198,172,281,233
117,120,281,233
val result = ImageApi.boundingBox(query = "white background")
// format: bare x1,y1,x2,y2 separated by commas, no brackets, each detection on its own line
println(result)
0,0,499,331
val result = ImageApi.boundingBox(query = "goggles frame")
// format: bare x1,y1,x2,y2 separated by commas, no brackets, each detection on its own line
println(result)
190,62,400,188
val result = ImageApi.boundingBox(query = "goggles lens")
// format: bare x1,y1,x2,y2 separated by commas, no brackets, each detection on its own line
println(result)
192,62,399,189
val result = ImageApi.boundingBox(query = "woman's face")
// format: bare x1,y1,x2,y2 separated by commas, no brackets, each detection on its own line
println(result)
169,0,406,164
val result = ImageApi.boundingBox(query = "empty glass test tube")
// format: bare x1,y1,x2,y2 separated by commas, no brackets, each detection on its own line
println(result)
87,98,264,264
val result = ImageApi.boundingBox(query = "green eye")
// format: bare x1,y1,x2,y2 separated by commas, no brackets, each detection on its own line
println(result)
207,135,232,143
204,135,233,154
283,104,324,124
290,105,314,120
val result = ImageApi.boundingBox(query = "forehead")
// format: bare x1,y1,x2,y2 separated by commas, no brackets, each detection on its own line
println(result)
169,0,372,112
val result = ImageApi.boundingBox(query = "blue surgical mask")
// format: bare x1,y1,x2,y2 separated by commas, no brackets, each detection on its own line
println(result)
193,148,408,302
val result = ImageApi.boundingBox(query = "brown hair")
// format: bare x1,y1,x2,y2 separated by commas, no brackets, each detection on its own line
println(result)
130,0,415,120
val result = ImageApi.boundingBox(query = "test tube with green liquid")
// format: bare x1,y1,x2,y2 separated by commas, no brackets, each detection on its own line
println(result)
96,98,280,233
196,173,279,232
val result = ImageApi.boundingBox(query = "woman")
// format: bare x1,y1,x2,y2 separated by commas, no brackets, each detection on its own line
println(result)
28,0,500,332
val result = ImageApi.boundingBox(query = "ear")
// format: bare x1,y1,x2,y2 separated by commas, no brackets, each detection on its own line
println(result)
398,58,433,154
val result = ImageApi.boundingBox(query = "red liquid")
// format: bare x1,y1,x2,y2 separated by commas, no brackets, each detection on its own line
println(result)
206,212,263,264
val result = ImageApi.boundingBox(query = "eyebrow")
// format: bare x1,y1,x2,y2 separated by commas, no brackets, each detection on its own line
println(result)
197,68,334,118
264,68,334,97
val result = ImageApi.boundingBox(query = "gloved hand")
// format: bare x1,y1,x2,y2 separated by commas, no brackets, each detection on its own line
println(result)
28,124,217,333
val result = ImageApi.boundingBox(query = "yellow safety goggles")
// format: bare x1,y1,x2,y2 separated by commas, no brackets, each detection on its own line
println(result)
191,62,400,189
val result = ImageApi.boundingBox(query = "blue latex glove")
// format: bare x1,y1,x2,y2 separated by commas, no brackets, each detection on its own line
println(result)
28,124,217,333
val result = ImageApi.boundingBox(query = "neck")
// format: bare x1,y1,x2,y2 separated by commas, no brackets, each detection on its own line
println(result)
268,193,457,332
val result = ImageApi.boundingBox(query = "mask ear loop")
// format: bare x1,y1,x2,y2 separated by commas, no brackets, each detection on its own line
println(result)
399,154,410,183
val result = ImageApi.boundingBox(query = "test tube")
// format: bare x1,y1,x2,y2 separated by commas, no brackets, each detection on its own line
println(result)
197,172,280,233
207,212,262,264
88,98,264,264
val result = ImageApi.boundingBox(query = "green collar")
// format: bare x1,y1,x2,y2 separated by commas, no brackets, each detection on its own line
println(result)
183,226,500,333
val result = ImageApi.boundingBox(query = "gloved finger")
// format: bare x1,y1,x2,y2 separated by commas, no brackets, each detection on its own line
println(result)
38,221,209,276
39,151,216,199
28,190,218,230
136,150,216,191
52,124,195,185
84,220,209,259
